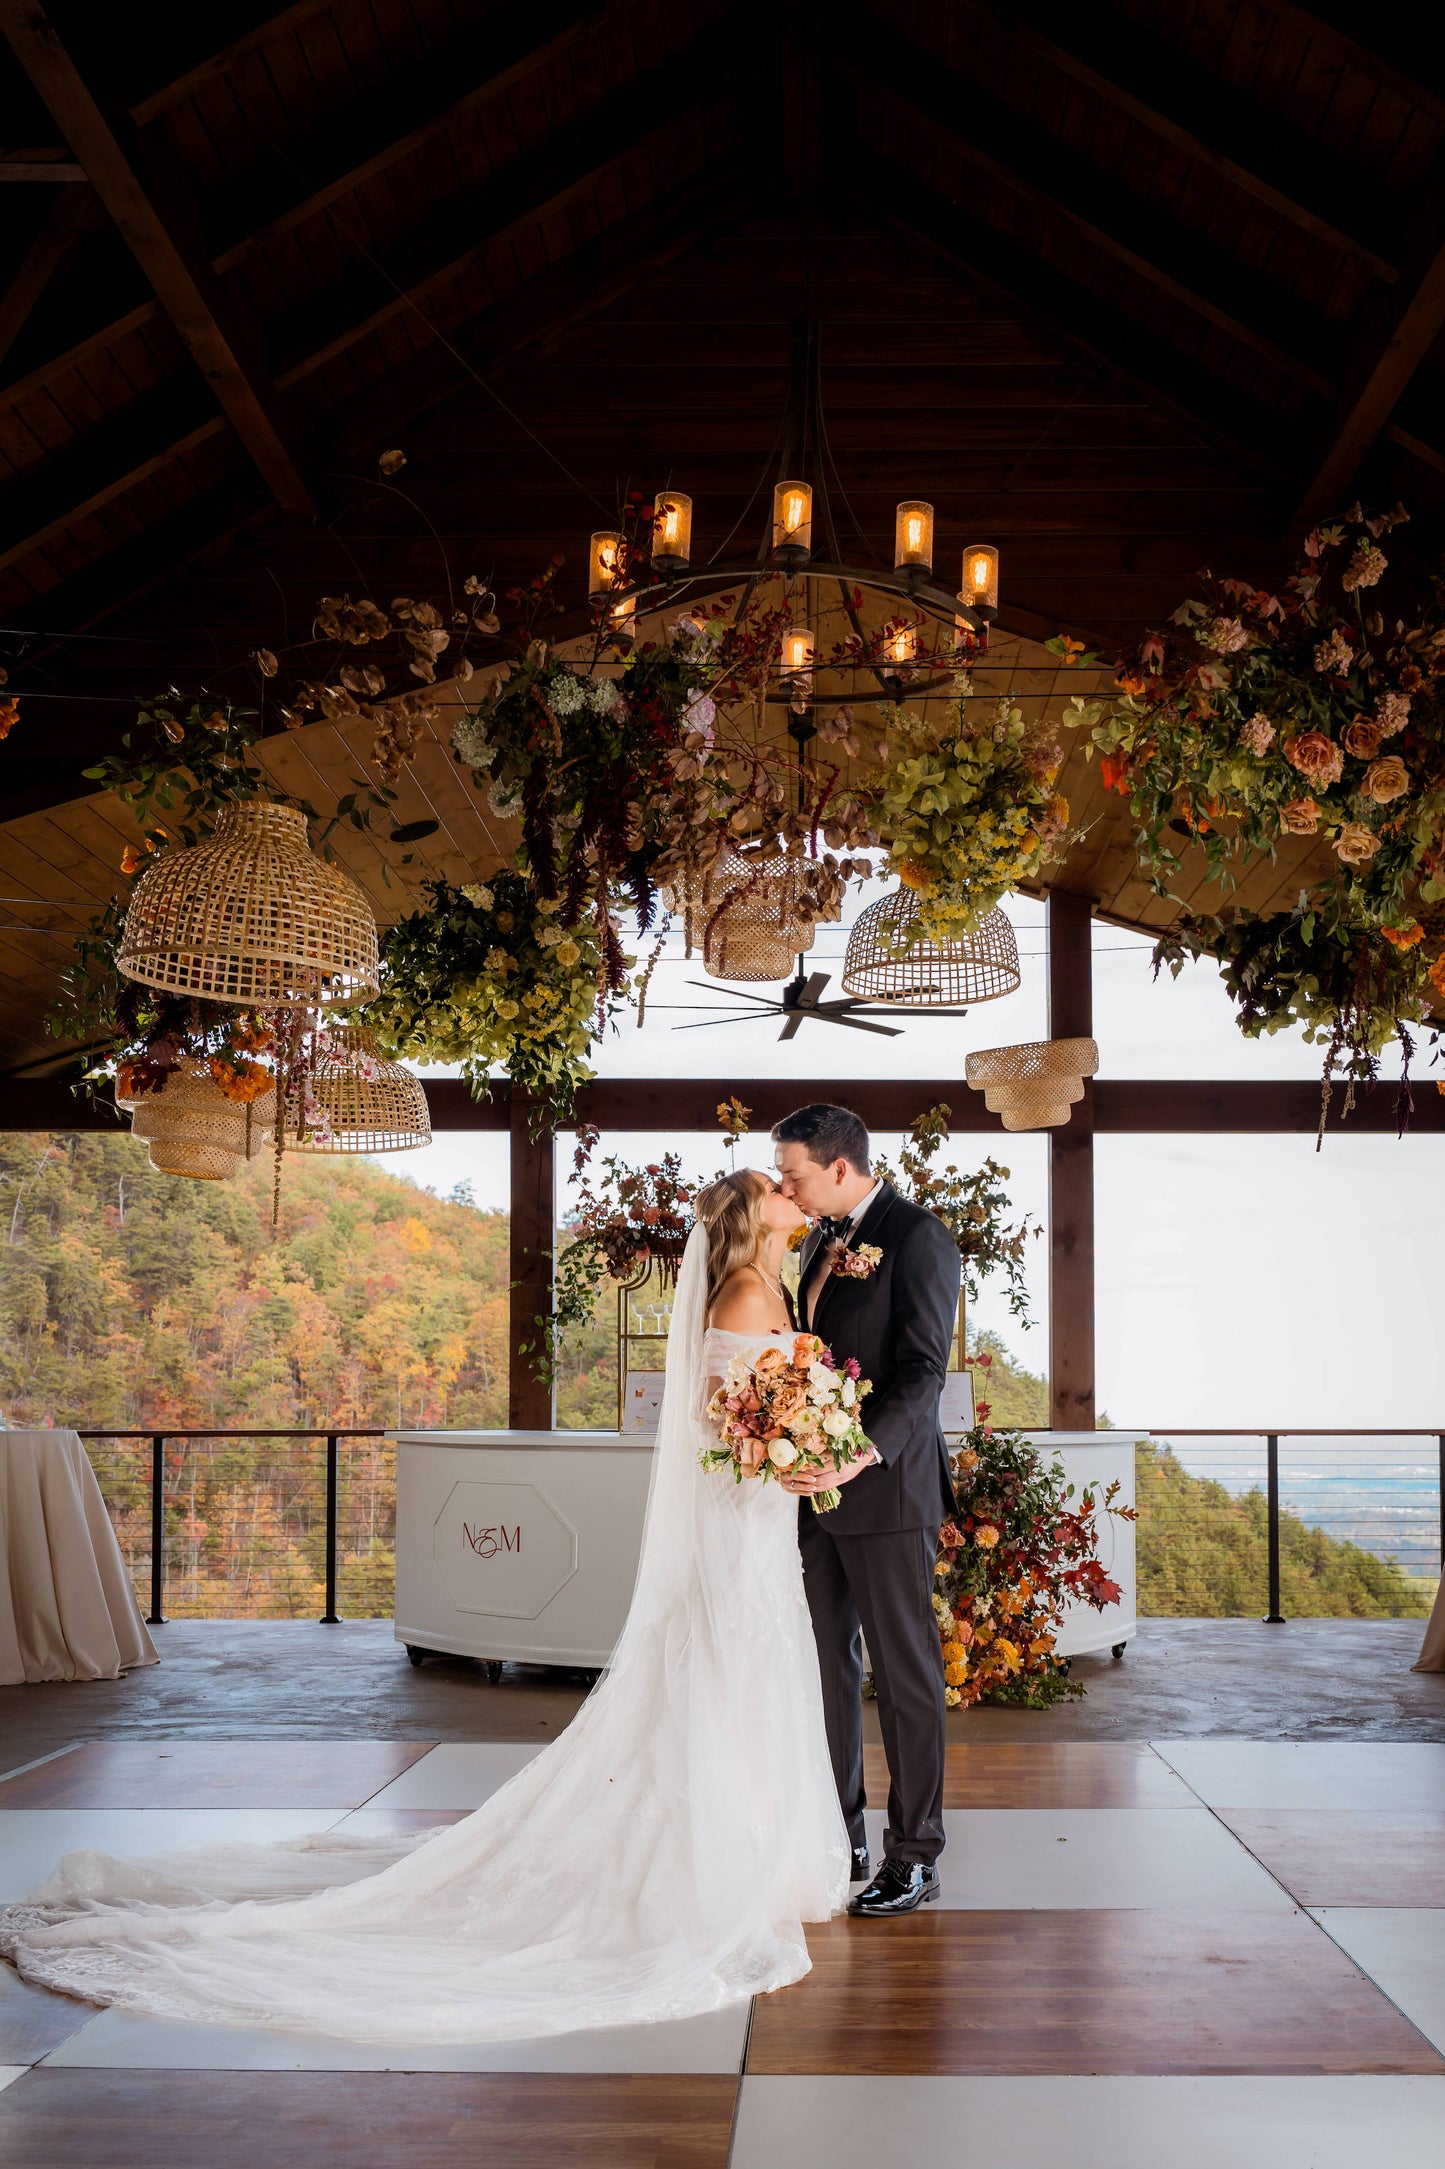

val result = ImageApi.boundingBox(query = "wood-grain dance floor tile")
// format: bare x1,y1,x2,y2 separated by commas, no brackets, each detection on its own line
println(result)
745,1910,1445,2076
0,1742,434,1811
0,1970,96,2066
332,1807,472,1835
864,1742,1195,1810
1212,1811,1445,1907
0,2069,739,2168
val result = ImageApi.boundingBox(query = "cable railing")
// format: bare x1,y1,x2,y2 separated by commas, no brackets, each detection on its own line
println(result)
76,1425,1445,1626
1139,1429,1445,1621
80,1429,388,1625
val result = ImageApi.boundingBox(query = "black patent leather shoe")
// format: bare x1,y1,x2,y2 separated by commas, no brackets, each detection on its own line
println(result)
848,1859,940,1917
849,1845,871,1882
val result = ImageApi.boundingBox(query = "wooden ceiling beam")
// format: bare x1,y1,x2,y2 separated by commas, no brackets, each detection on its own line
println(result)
0,150,85,179
960,0,1399,281
269,51,738,388
869,155,1297,480
0,0,315,517
0,185,98,366
1296,163,1445,521
850,33,1335,394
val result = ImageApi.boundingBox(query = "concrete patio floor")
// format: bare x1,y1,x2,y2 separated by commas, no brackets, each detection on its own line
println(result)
2,1616,1440,1767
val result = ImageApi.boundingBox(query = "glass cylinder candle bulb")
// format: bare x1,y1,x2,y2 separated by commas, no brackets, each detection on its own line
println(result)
961,543,999,615
894,500,934,573
607,593,636,644
781,624,815,678
772,479,813,565
651,492,692,573
589,529,626,598
886,623,917,666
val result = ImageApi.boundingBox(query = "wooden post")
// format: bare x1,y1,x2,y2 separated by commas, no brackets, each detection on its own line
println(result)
508,1096,555,1430
1047,890,1096,1429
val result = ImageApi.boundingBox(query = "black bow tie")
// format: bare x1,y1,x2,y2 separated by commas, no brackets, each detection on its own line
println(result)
816,1214,852,1243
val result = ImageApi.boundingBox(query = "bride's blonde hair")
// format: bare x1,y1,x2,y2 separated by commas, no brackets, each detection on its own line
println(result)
695,1169,769,1320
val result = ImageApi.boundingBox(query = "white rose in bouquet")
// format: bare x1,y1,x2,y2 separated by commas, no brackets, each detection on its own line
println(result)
767,1438,800,1468
821,1408,853,1439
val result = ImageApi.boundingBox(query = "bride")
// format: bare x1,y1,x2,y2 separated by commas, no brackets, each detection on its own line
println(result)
0,1170,850,2043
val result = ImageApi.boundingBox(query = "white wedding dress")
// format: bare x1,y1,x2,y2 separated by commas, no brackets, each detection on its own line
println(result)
0,1229,849,2043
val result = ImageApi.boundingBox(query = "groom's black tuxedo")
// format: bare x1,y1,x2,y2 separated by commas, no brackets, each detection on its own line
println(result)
796,1180,960,1869
796,1183,960,1536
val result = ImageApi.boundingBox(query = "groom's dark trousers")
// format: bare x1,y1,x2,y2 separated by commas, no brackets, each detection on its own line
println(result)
796,1185,961,1869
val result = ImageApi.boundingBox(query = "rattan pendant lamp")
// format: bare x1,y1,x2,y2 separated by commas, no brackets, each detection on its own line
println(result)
841,886,1022,1006
965,1037,1100,1130
125,1060,278,1180
117,800,379,1009
283,1026,432,1153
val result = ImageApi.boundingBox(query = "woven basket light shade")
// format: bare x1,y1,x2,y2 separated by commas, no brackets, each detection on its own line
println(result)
965,1037,1099,1131
842,887,1021,1006
127,1060,277,1179
704,919,802,982
118,800,379,1009
284,1027,432,1154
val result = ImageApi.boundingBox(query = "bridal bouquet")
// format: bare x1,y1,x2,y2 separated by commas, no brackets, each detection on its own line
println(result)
702,1334,872,1513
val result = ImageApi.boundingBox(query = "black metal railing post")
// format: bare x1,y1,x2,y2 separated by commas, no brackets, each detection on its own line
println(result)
147,1432,166,1625
1263,1431,1285,1623
320,1432,340,1624
1438,1433,1445,1571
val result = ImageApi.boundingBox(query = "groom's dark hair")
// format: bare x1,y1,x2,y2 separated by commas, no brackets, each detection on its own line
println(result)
772,1103,871,1174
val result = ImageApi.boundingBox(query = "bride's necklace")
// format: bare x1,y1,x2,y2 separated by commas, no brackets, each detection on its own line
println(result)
749,1259,785,1301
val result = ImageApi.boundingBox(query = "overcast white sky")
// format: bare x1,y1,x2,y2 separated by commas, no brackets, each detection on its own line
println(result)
374,883,1445,1433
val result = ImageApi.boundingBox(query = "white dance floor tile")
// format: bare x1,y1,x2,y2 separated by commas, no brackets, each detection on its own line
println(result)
1151,1742,1445,1812
353,1742,542,1811
730,2075,1445,2167
0,1811,346,1903
861,1807,1295,1910
1312,1909,1445,2053
41,1998,750,2074
0,2068,28,2095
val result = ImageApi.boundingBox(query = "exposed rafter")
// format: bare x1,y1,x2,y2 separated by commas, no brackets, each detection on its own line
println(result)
0,0,315,516
867,150,1296,480
851,32,1335,395
960,0,1400,281
1297,162,1445,521
0,53,738,588
0,186,98,366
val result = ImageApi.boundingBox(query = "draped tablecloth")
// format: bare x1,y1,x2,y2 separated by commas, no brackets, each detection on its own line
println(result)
0,1430,158,1685
1415,1573,1445,1674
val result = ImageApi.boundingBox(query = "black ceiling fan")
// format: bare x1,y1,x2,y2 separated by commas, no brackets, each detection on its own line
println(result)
671,967,969,1041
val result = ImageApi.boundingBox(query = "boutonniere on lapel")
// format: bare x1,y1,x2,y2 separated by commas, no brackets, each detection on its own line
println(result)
831,1242,883,1281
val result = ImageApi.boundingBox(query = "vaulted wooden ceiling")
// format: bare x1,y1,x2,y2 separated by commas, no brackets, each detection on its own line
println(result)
2,0,1443,1064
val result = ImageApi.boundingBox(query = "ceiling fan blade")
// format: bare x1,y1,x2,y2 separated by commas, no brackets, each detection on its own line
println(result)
682,980,783,1007
671,1009,784,1032
777,1011,808,1040
810,1010,903,1038
797,971,831,1008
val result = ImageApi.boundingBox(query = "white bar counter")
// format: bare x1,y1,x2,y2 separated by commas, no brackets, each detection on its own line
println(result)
392,1430,655,1669
392,1426,1140,1672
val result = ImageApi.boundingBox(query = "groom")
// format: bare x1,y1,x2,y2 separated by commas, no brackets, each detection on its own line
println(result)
774,1103,960,1918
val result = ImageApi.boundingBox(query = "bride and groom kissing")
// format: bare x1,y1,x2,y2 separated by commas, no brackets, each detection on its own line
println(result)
721,1101,962,1919
2,1102,962,2043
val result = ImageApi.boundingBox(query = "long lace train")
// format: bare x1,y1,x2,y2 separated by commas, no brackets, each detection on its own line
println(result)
0,1238,848,2043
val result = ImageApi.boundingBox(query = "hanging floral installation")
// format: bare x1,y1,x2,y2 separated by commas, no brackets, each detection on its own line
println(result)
1085,505,1445,1126
873,1103,1039,1317
932,1386,1135,1709
364,874,618,1120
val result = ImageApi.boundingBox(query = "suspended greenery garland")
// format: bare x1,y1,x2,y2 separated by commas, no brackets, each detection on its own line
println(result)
364,873,623,1120
873,1103,1038,1318
1084,505,1445,1124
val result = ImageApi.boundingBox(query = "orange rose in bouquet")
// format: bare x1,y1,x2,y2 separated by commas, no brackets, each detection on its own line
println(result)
703,1332,873,1514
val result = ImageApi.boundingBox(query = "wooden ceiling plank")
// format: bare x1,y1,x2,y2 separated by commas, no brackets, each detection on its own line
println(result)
850,35,1335,394
876,159,1295,481
0,187,99,368
0,0,315,517
1297,174,1445,520
958,0,1399,280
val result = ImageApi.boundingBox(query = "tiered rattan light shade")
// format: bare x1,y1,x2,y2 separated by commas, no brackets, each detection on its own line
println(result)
118,801,379,1008
841,887,1022,1006
284,1027,431,1153
125,1060,277,1179
699,847,817,982
965,1037,1100,1130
